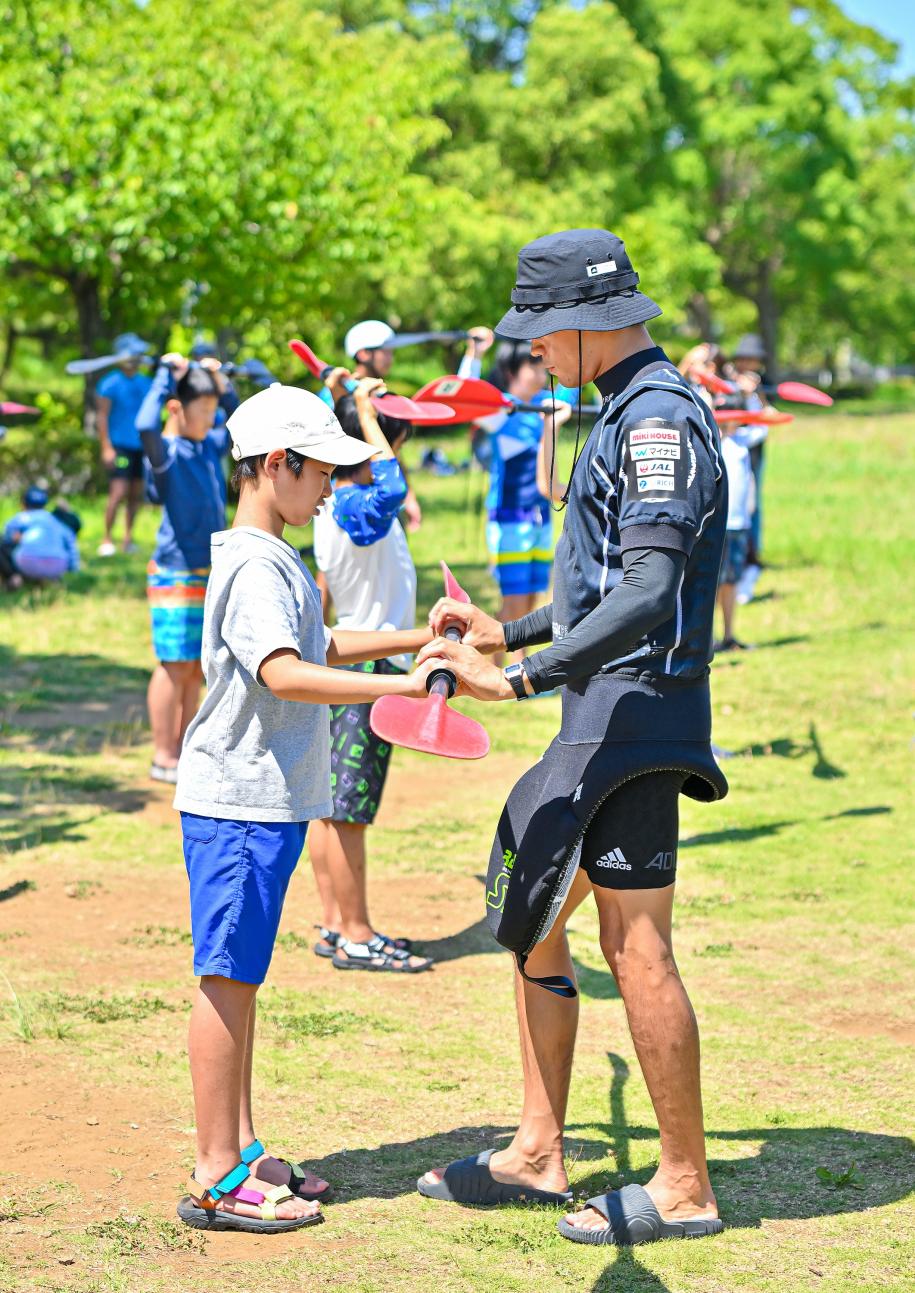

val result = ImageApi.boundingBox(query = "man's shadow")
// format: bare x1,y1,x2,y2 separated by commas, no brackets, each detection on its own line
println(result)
577,1053,914,1290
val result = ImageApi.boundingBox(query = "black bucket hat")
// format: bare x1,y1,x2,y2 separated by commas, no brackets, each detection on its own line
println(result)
497,228,662,341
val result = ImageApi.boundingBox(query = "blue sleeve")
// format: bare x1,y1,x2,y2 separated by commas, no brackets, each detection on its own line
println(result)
318,386,334,409
331,459,408,546
59,521,80,572
137,364,175,469
219,379,239,419
95,372,117,401
611,393,721,556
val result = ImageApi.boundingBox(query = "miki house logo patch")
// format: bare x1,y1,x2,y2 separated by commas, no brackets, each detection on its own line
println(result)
630,428,680,445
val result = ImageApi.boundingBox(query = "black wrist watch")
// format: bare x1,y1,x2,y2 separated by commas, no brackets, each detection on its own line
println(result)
504,662,529,701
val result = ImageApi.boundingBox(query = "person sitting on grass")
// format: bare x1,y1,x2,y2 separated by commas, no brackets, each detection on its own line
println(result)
716,420,754,652
0,485,80,590
94,333,153,557
172,383,441,1233
136,353,238,785
309,373,433,974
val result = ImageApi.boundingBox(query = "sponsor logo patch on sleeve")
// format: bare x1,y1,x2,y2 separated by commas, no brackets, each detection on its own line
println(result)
623,419,689,503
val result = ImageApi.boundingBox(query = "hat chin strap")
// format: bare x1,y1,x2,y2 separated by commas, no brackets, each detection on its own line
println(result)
549,331,585,513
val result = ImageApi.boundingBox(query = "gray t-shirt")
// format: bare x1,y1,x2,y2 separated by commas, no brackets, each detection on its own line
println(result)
174,526,333,822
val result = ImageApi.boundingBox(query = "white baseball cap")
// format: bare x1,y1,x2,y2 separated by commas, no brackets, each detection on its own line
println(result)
344,319,397,358
226,383,377,466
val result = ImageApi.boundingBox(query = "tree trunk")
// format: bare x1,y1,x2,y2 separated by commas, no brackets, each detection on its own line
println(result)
687,292,715,342
0,322,16,381
754,264,779,381
70,273,104,428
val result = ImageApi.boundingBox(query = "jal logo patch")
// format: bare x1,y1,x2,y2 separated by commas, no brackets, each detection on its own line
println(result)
630,428,679,445
636,460,675,477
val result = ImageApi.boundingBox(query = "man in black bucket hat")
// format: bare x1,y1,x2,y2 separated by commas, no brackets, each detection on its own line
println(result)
416,229,730,1247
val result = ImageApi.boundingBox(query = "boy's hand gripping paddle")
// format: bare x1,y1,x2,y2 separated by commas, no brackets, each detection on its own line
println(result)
288,339,456,425
369,562,490,760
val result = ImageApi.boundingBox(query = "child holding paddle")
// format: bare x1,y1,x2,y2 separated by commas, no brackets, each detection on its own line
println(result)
173,383,440,1233
309,373,433,974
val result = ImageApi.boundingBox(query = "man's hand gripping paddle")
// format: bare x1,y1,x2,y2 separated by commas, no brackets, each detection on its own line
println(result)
288,339,456,425
369,563,490,760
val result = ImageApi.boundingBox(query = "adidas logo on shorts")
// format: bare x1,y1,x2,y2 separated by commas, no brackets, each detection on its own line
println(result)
594,847,631,871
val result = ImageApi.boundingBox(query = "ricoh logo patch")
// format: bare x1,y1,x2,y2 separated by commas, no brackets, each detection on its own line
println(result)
595,848,631,871
637,476,675,492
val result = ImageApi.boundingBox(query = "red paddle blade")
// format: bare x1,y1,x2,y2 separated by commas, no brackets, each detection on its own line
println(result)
0,401,41,417
414,375,511,424
288,338,324,378
441,560,471,603
714,409,794,425
775,381,833,407
695,371,736,395
370,693,490,760
376,394,457,424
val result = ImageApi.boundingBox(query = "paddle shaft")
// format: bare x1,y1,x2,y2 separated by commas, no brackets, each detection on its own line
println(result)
426,625,462,699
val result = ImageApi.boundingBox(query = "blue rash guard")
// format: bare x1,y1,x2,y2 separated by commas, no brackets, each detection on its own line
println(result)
329,458,408,544
137,364,239,570
95,368,153,451
486,392,551,524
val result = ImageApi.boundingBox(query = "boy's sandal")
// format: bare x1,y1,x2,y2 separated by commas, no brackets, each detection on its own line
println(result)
242,1138,332,1202
313,925,340,958
177,1160,322,1233
332,935,433,974
373,929,414,953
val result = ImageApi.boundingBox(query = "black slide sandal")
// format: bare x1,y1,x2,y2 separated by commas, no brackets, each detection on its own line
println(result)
557,1184,723,1246
417,1149,573,1207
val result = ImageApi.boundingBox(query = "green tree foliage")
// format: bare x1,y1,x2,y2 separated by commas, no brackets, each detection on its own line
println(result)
0,0,911,381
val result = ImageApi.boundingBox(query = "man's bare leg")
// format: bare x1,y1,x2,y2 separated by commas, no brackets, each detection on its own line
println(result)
420,868,591,1193
102,477,128,547
307,820,343,935
565,884,717,1230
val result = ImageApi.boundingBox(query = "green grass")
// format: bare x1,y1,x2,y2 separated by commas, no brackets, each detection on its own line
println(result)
0,413,913,1291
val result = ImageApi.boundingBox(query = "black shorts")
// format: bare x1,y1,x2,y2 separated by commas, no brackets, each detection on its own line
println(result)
109,448,144,481
328,659,404,825
580,770,686,890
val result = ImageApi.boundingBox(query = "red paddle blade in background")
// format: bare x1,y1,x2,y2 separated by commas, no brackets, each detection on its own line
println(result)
774,381,833,407
413,375,512,424
694,371,736,396
0,401,42,424
370,692,490,760
441,559,471,604
288,339,453,423
714,409,794,426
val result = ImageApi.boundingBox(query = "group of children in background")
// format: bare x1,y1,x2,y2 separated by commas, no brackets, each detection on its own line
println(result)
679,333,775,651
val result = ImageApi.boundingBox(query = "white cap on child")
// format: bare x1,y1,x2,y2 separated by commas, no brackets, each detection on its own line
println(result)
226,383,377,466
344,319,396,357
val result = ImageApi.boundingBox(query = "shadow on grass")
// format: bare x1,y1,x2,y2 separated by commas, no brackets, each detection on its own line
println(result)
730,723,846,779
418,915,503,963
0,761,151,854
0,879,35,903
581,1053,915,1290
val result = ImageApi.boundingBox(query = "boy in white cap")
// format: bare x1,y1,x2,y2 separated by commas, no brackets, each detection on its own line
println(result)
173,384,442,1234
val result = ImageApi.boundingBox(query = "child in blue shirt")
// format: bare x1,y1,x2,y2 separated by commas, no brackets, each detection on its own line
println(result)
136,353,238,784
0,486,80,589
95,336,153,556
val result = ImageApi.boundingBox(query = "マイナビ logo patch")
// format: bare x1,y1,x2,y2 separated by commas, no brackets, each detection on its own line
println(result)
631,444,680,461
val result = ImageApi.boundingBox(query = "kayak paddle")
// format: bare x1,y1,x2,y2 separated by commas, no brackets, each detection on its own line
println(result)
288,339,456,424
369,561,490,760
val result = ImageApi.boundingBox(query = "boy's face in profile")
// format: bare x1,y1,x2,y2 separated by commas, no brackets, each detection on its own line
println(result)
275,453,334,527
168,395,219,441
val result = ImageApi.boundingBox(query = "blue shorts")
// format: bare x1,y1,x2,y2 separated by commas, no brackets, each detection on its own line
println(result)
181,814,307,984
487,517,553,597
719,530,751,586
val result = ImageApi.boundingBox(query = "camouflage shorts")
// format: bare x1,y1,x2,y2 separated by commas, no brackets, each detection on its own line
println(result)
328,659,404,824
